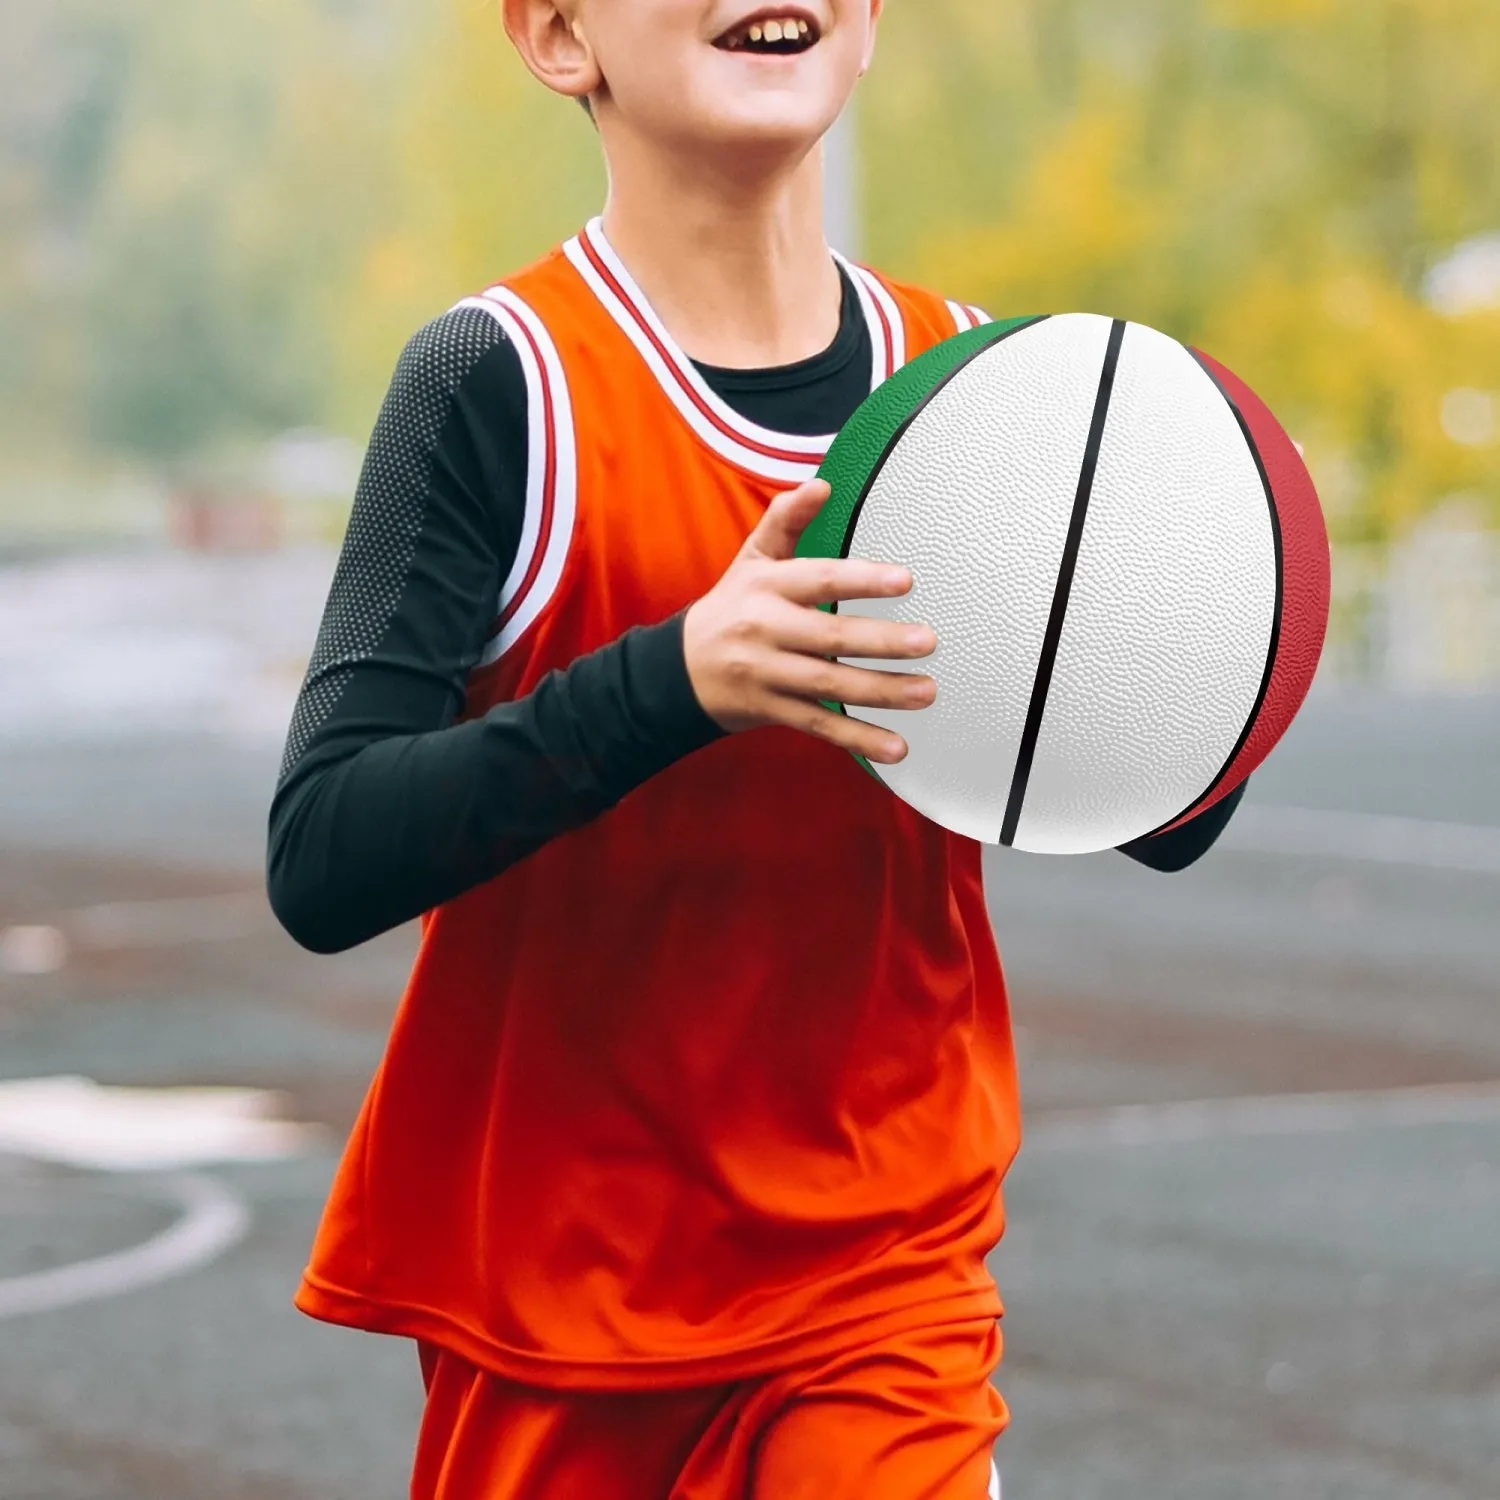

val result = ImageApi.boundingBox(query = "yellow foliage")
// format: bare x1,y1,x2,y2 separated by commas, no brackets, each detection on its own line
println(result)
329,0,604,427
868,0,1500,544
1211,0,1340,25
914,106,1164,320
9,0,1495,542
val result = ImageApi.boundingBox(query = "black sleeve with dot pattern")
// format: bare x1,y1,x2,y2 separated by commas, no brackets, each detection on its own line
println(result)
266,307,723,956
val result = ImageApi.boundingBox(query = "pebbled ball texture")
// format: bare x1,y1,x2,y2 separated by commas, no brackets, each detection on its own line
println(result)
841,314,1116,842
1015,323,1276,854
807,313,1328,854
1155,348,1331,831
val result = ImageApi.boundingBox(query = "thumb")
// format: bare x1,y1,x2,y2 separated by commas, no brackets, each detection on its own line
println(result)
746,479,831,562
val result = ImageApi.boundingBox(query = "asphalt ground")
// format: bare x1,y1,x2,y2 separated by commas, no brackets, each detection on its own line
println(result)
1,548,1497,1499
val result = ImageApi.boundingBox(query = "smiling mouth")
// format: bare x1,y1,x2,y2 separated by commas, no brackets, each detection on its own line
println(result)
714,14,821,55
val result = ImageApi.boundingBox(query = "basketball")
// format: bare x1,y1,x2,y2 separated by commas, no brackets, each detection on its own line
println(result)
797,312,1332,854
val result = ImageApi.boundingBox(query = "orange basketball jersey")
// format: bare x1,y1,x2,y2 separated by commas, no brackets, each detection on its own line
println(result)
295,221,1022,1390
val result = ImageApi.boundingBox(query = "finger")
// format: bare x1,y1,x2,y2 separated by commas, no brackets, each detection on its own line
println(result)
768,555,915,607
777,698,910,765
766,655,938,713
770,606,938,662
745,479,831,562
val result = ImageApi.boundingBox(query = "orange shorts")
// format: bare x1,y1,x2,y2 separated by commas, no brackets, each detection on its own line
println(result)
412,1318,1006,1500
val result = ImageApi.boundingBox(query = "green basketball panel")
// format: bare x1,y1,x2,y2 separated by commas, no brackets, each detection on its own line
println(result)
795,316,1045,574
793,315,1047,758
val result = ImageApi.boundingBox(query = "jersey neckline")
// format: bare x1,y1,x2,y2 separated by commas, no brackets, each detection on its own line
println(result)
563,218,905,485
690,264,864,403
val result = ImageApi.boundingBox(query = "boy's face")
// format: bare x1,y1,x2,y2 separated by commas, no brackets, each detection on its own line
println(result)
566,2,880,154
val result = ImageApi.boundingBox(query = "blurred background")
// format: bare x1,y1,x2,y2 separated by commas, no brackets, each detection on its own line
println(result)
1,2,1497,1497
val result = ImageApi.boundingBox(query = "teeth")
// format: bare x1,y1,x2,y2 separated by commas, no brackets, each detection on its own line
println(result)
729,16,814,50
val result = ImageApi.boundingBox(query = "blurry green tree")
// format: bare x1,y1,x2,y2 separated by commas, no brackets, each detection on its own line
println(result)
1,0,400,469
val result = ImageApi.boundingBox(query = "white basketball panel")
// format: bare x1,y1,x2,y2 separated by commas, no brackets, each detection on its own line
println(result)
1014,323,1277,853
839,313,1117,842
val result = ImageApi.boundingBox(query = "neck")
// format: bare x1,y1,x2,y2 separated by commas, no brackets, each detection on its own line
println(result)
596,132,844,370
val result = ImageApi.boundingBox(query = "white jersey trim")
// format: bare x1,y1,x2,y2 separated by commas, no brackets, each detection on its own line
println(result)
946,300,995,334
454,289,580,668
837,255,906,384
564,219,906,484
947,299,976,333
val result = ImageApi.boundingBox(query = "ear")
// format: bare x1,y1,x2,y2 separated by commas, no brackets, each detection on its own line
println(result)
501,0,601,105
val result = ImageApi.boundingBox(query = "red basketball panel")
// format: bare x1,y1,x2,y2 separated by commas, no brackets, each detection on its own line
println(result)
1160,351,1330,832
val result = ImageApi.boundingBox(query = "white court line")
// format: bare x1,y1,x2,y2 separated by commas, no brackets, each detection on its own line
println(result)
1224,804,1500,875
1025,1080,1500,1152
0,1076,325,1171
0,1171,249,1321
1,1085,1492,1324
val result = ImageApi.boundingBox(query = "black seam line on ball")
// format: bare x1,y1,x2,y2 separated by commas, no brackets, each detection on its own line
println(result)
830,313,1051,753
1136,349,1286,840
1000,317,1127,849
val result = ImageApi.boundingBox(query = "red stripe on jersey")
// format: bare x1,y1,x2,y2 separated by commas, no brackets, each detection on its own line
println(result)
488,304,560,642
860,268,897,377
949,301,977,333
578,227,817,467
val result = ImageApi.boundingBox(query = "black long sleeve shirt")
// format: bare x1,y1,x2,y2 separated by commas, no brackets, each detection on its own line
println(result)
268,272,1243,954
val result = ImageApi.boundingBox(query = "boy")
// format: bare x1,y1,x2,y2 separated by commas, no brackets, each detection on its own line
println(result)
268,2,1245,1494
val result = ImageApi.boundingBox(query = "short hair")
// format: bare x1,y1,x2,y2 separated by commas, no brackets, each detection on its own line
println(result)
579,95,594,120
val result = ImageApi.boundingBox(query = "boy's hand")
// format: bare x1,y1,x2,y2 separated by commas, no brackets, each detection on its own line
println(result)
683,480,938,766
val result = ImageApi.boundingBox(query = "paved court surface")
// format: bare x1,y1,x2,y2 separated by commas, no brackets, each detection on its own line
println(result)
1,548,1497,1498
